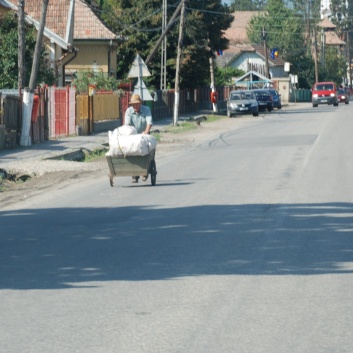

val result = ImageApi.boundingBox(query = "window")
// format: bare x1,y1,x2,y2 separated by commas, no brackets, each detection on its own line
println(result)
316,84,334,90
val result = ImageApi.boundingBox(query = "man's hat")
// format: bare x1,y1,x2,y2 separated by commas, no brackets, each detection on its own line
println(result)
129,94,142,104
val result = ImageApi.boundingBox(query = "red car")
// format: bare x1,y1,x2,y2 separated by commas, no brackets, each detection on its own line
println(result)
338,89,349,104
312,81,338,107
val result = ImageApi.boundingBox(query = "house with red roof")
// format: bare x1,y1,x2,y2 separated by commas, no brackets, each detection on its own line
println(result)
220,11,346,78
217,11,292,101
0,0,124,86
217,12,288,82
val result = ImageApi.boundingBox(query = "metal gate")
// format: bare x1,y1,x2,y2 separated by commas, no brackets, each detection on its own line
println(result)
120,92,131,125
54,88,67,135
48,86,76,138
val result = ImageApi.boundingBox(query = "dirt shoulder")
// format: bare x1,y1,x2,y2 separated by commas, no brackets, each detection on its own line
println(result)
0,115,245,208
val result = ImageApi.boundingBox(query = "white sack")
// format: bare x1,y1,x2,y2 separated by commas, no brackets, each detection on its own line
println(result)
108,126,138,148
106,133,157,157
116,125,138,136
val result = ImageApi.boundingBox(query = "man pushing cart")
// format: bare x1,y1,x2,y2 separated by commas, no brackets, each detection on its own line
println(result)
106,94,157,187
125,94,153,183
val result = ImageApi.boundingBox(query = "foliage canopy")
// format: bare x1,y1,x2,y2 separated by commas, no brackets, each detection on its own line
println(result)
246,0,349,88
229,0,266,11
0,13,56,89
100,0,233,89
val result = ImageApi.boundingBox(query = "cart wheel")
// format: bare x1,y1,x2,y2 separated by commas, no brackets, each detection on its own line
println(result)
150,159,157,186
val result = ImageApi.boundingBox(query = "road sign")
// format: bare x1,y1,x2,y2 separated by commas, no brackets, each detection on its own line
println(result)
133,78,153,101
127,54,151,78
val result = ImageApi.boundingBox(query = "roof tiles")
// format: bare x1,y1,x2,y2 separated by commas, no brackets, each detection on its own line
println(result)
224,11,264,45
6,0,118,40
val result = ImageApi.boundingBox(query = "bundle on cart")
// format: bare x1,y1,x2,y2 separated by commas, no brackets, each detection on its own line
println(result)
106,126,157,157
105,125,158,187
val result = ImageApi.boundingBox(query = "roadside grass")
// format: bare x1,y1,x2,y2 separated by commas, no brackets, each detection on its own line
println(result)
84,147,108,162
0,171,31,192
0,178,6,192
205,114,225,123
0,113,226,188
152,114,225,141
86,114,226,160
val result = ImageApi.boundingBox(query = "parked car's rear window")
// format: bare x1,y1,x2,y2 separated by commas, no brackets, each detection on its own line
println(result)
254,91,270,96
230,91,256,100
230,93,241,100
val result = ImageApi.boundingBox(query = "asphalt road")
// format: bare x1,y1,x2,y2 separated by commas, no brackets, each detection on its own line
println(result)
1,103,353,353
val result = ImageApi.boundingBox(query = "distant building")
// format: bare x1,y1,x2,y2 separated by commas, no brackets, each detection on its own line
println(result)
321,0,332,19
321,0,349,19
218,12,287,79
319,17,345,47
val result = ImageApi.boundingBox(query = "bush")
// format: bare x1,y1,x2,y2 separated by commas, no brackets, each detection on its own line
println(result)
72,70,120,94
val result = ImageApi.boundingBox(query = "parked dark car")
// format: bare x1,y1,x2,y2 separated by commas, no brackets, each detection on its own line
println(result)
267,89,282,109
251,89,273,112
227,90,259,117
337,89,349,104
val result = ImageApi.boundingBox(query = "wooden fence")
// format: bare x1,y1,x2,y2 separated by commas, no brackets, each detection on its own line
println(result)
76,92,120,135
0,85,235,150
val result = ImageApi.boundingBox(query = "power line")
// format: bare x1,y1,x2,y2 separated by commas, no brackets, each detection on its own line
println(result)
168,3,233,16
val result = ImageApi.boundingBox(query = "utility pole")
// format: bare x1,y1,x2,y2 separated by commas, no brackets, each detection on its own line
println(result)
173,0,186,126
145,1,183,66
160,0,167,90
321,29,326,69
262,27,270,79
29,0,49,92
20,0,49,147
313,27,319,83
18,0,26,90
209,57,218,113
348,30,352,87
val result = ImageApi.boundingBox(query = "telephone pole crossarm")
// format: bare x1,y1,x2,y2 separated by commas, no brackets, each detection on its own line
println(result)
145,1,183,66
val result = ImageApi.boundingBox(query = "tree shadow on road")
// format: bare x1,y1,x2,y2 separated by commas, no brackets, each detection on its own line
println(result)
1,202,353,290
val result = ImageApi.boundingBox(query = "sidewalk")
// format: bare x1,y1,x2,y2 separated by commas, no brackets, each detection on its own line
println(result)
1,100,300,162
0,116,176,176
0,105,296,176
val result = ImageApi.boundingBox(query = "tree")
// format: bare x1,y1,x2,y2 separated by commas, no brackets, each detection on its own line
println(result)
0,12,56,89
229,0,266,11
246,0,318,88
20,0,50,147
72,71,120,94
247,0,304,58
215,66,245,85
18,0,26,89
329,0,353,85
320,46,347,85
250,0,348,87
100,0,233,89
291,0,348,85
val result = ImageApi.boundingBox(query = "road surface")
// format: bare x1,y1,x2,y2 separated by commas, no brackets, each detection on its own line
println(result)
1,103,353,353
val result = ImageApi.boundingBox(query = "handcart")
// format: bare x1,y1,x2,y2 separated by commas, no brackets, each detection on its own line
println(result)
106,149,157,187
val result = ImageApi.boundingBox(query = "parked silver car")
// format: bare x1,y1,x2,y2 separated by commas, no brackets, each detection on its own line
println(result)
227,90,259,117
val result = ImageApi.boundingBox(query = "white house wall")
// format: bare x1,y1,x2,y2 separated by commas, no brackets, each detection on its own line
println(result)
229,52,286,78
66,43,116,77
229,52,260,72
